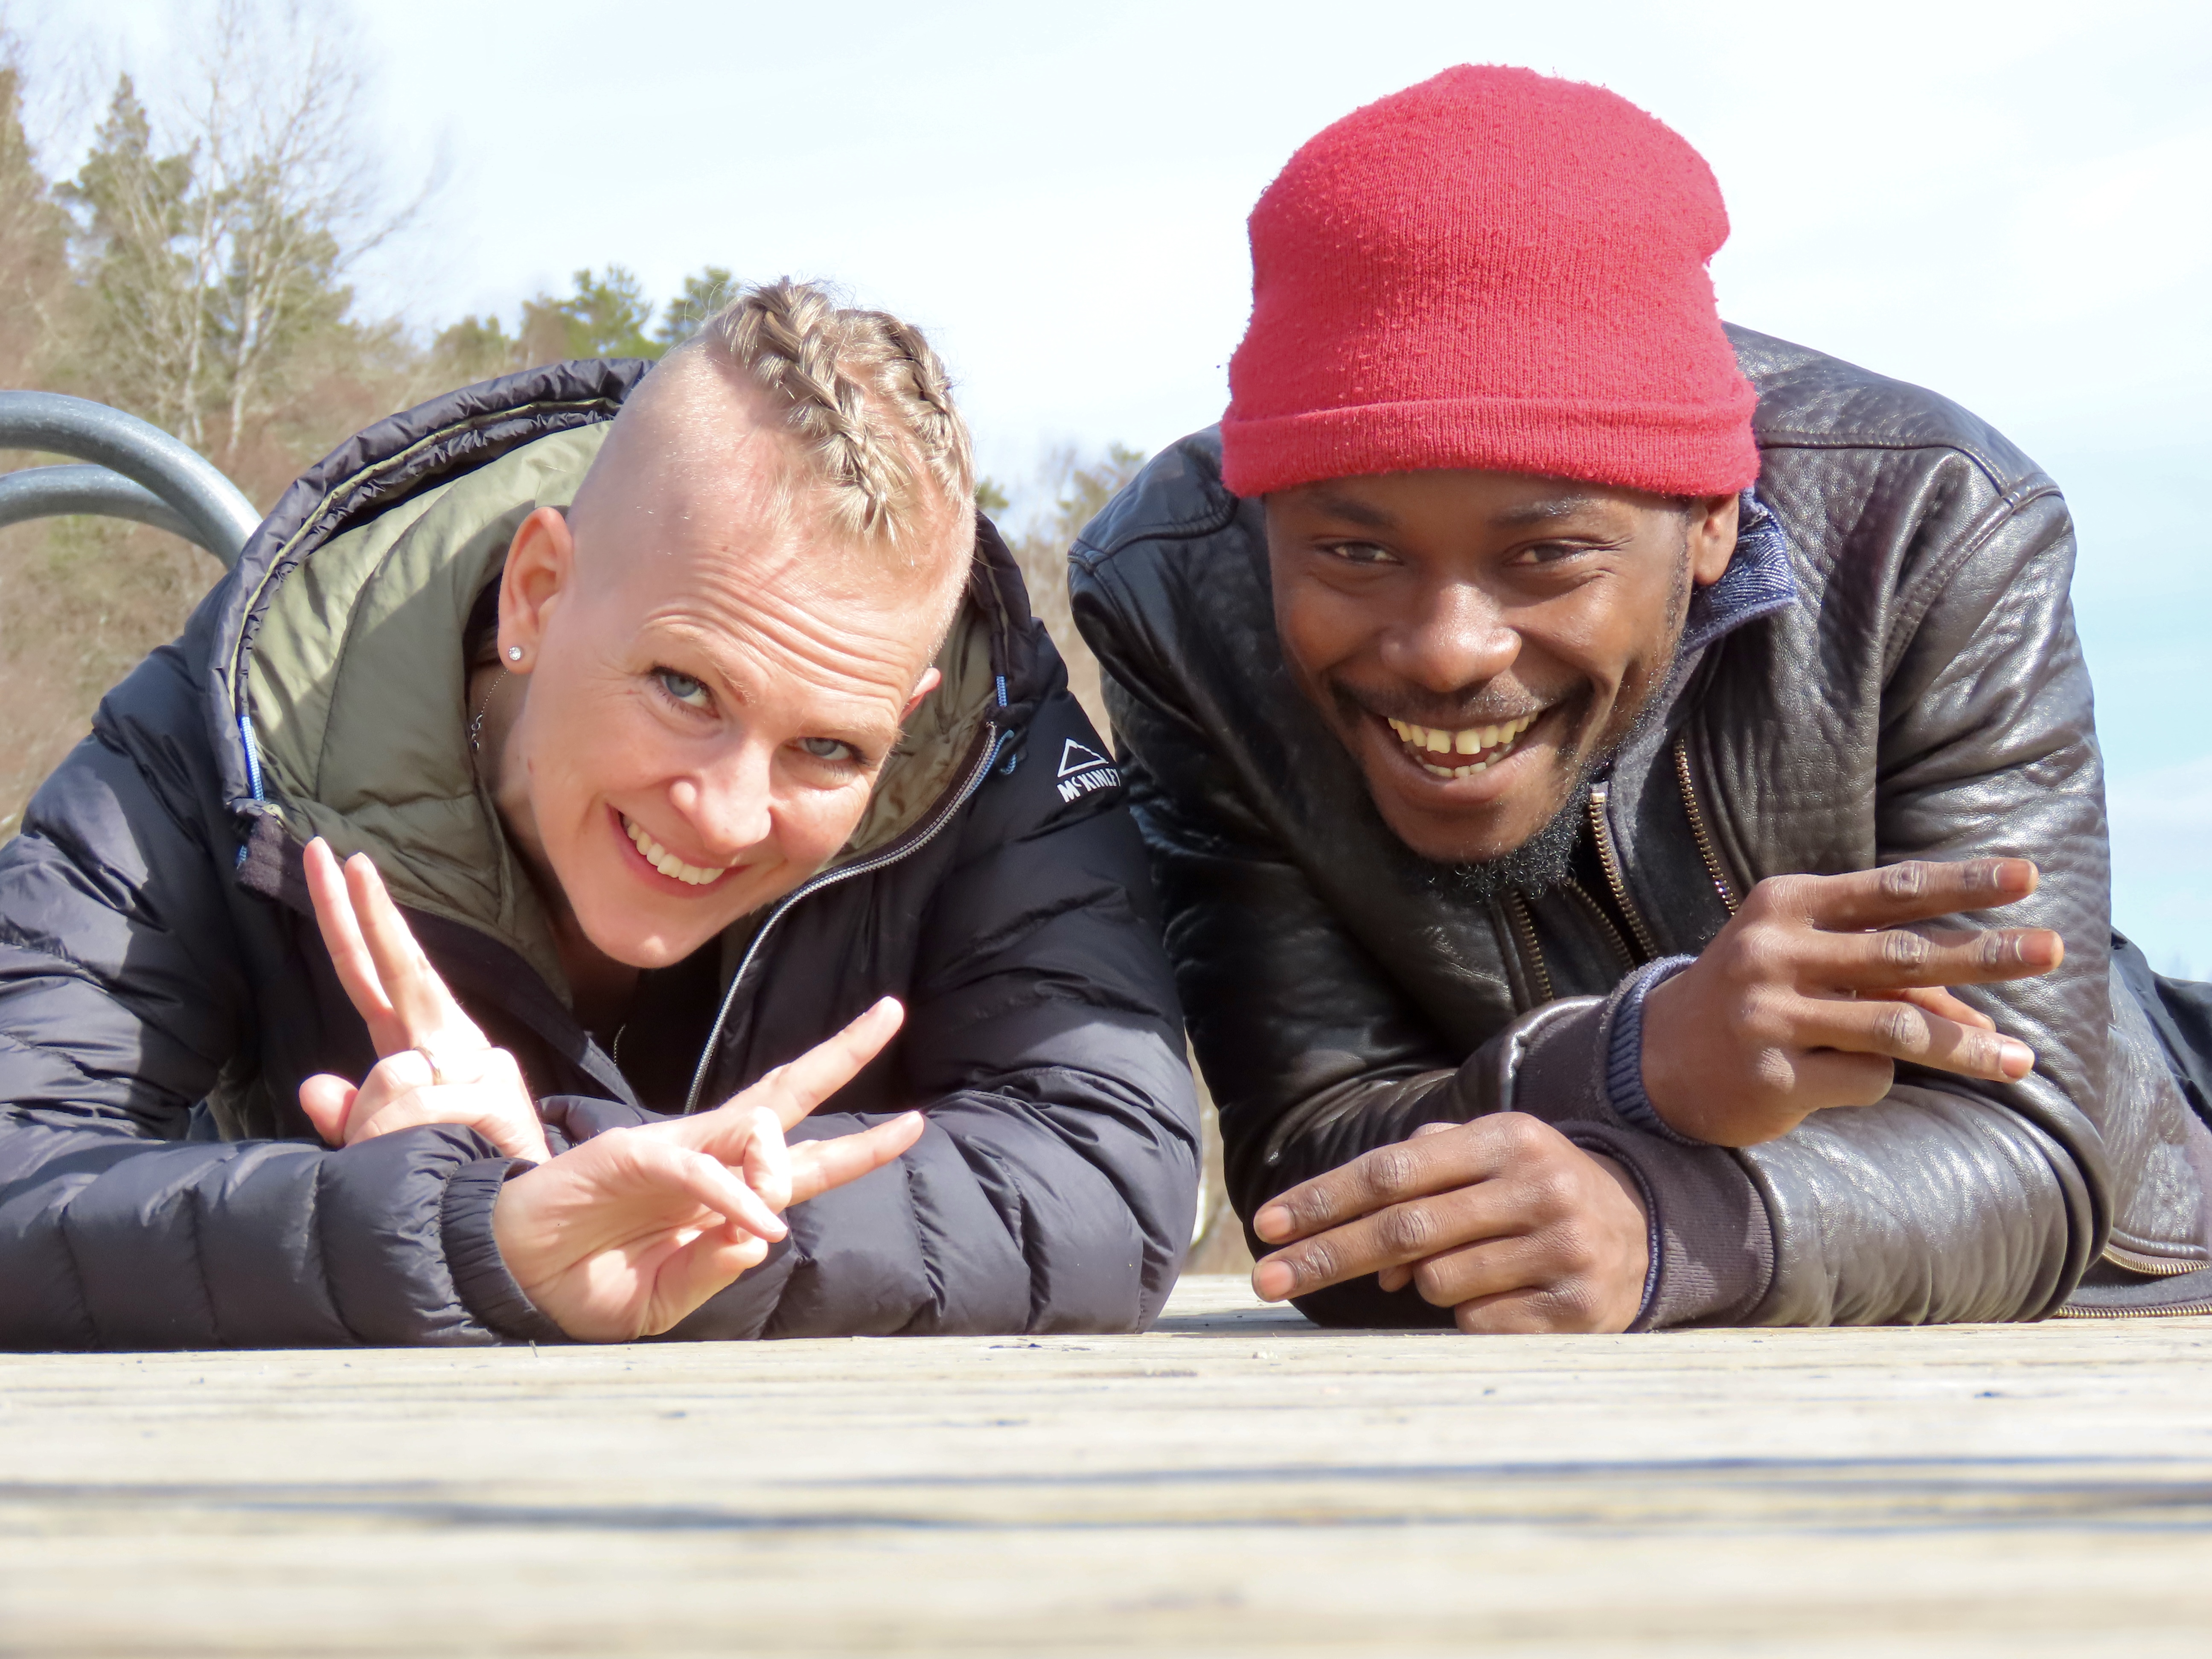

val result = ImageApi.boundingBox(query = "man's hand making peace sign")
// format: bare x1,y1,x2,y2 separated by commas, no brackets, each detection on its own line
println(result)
296,837,926,1342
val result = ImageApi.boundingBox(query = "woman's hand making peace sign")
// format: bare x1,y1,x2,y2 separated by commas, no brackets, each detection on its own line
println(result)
295,837,926,1340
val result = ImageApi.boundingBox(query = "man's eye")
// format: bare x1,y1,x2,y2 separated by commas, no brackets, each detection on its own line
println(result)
655,668,712,710
1512,541,1598,567
1321,541,1399,566
796,736,859,763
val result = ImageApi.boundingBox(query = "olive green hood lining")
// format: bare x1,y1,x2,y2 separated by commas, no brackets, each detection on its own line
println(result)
242,423,995,1003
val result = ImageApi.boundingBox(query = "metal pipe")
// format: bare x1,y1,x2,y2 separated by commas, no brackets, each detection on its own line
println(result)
0,464,201,545
0,392,262,567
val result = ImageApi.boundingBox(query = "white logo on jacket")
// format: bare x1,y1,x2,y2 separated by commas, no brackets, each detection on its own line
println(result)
1055,738,1120,803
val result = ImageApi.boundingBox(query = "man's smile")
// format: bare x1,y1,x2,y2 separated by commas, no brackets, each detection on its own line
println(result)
1383,709,1543,779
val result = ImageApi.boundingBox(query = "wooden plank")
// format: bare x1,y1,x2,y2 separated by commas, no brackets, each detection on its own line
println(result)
3,1276,2210,1655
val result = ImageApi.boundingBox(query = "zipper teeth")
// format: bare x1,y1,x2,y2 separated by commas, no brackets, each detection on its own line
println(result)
1586,782,1659,962
2053,1299,2212,1320
1673,736,1740,916
1561,877,1636,972
2100,1242,2212,1279
681,722,1004,1115
1504,891,1552,1007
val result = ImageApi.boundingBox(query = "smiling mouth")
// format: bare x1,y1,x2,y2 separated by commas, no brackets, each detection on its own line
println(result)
622,813,731,888
1383,710,1543,780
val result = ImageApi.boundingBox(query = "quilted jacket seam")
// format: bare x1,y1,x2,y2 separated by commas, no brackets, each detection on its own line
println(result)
304,1154,367,1346
49,1169,103,1350
1879,478,2067,680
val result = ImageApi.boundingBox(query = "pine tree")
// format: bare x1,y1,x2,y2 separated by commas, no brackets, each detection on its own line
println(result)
654,266,736,349
0,63,75,388
520,266,661,363
55,77,210,442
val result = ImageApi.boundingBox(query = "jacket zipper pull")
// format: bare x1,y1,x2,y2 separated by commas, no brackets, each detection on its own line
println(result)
1586,780,1660,963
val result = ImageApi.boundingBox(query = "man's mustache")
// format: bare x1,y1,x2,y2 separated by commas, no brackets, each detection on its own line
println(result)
1326,679,1593,734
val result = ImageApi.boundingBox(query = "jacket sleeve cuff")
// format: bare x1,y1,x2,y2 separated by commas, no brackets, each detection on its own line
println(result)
537,1094,662,1158
1603,955,1702,1144
1455,989,1775,1331
440,1157,572,1344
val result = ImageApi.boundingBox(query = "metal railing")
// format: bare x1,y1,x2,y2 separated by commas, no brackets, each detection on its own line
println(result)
0,392,262,568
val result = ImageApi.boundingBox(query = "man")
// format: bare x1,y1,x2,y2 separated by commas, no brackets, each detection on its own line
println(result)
1072,67,2212,1330
0,281,1198,1348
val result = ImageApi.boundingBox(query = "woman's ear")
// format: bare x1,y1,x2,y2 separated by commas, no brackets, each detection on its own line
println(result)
901,664,943,720
498,506,576,669
1686,492,1741,588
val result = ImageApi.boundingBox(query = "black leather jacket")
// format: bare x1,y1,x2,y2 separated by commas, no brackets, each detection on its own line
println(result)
1072,326,2212,1329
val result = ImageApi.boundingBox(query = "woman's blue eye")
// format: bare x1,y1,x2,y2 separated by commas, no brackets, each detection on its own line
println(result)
655,669,711,709
797,736,856,762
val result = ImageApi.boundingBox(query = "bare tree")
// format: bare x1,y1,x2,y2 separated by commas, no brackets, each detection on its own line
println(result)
193,0,426,458
59,0,428,456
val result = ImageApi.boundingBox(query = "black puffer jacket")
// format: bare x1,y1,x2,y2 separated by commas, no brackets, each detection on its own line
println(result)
0,361,1200,1350
1072,327,2212,1330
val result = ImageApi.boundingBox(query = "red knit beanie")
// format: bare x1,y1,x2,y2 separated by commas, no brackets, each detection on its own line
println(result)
1220,65,1759,500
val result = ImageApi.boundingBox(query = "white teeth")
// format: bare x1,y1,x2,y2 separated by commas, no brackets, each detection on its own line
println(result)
1395,710,1542,776
624,815,729,888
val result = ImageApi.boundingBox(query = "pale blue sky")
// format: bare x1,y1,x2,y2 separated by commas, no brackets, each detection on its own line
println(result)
29,0,2212,971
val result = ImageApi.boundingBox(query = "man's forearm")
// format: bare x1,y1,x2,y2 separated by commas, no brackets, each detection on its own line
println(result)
1735,1083,2086,1325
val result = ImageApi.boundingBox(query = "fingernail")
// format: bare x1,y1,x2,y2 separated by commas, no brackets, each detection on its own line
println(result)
1253,1204,1291,1243
1252,1260,1296,1301
2001,1039,2035,1077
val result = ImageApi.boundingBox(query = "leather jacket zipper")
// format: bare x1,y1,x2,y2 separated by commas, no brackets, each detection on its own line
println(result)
1672,735,1740,917
2055,1292,2212,1319
681,720,1006,1114
1561,877,1637,972
1508,748,1732,1009
1503,891,1553,1007
1585,780,1659,961
2099,1241,2212,1278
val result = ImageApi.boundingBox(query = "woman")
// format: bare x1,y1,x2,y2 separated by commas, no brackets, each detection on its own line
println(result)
0,281,1199,1349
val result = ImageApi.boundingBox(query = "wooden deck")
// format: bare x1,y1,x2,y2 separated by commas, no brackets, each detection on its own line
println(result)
3,1275,2209,1656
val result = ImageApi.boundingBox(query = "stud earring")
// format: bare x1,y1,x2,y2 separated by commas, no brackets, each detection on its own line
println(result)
506,645,524,662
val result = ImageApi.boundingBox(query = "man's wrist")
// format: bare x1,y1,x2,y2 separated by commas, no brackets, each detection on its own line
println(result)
1579,1148,1656,1330
1606,955,1702,1144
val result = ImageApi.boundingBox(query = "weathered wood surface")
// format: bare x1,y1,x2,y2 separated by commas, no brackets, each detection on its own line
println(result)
3,1276,2209,1656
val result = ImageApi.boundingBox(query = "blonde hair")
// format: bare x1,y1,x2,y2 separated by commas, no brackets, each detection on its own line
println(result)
677,278,974,551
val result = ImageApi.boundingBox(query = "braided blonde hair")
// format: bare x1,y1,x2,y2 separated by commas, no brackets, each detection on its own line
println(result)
680,278,974,551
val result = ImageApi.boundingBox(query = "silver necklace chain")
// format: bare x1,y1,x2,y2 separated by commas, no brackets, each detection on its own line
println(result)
467,669,506,754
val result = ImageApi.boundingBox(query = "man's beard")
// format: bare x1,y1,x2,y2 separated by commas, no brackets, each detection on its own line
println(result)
1386,754,1592,909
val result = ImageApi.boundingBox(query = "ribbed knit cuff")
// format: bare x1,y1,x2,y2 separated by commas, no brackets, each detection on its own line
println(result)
1604,955,1702,1144
441,1157,572,1344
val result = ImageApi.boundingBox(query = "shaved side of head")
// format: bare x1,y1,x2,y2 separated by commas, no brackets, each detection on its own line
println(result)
569,342,972,652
